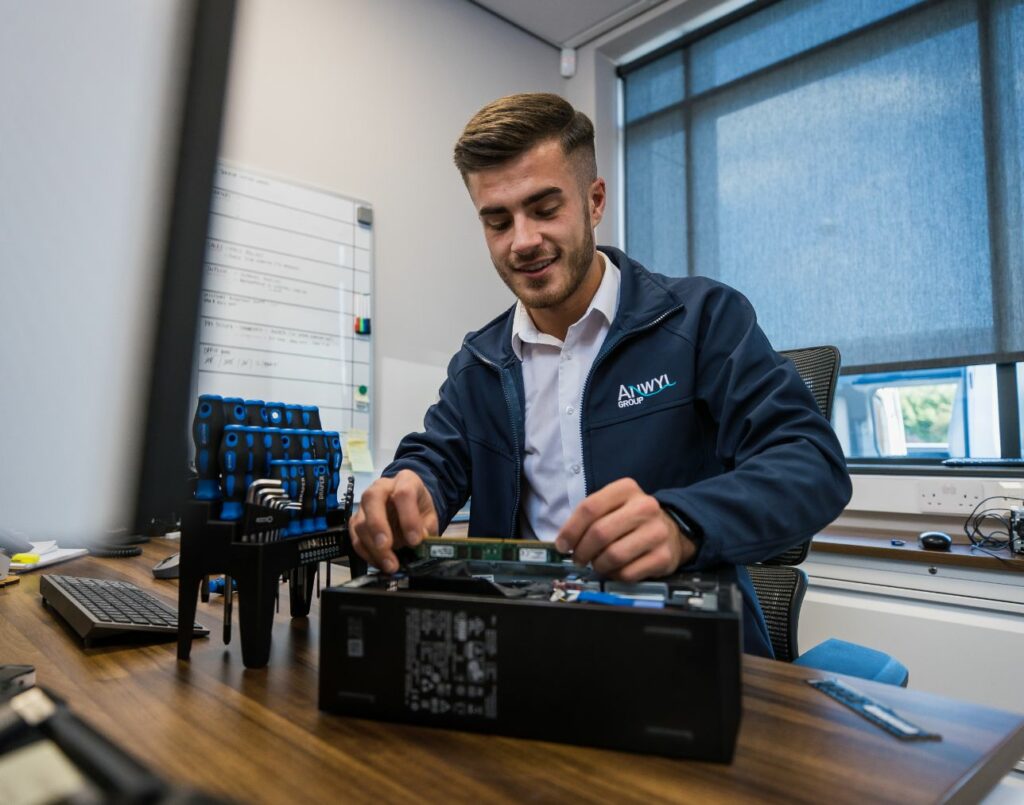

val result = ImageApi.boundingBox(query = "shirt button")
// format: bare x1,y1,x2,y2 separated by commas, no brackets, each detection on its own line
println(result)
571,464,581,475
566,405,574,416
563,351,572,360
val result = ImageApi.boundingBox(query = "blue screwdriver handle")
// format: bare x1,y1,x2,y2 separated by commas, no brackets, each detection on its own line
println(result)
300,460,318,533
302,405,322,430
325,431,343,509
279,429,298,461
192,394,224,500
313,460,329,530
219,425,248,520
222,396,247,427
265,401,285,428
245,399,268,427
284,404,303,428
297,429,316,461
243,426,266,488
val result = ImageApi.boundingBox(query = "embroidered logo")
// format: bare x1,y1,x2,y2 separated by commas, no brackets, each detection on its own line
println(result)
617,373,677,408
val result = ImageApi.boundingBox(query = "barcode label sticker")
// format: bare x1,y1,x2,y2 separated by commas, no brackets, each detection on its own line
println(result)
429,544,456,559
518,548,548,563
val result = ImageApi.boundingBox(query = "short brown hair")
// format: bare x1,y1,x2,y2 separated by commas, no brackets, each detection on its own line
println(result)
453,93,596,185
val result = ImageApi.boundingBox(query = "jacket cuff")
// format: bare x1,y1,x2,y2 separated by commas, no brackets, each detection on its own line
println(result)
659,502,704,569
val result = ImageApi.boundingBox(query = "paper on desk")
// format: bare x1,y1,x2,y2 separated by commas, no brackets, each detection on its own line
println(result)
9,542,88,573
31,540,58,556
346,429,375,473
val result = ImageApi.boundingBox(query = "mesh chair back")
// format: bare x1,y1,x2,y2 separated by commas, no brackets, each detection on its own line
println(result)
747,564,808,662
759,346,841,567
780,345,841,421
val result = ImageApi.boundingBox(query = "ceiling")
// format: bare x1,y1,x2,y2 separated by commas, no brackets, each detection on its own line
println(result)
469,0,670,49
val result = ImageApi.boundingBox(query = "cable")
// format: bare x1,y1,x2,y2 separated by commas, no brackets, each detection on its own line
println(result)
88,545,143,558
961,496,1024,571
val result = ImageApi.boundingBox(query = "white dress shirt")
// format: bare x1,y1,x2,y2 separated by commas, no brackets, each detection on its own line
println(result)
511,251,620,541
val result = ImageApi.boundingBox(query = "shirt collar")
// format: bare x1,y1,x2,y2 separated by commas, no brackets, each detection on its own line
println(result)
511,250,620,360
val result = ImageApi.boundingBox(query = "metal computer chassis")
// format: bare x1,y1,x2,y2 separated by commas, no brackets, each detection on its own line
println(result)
319,563,742,761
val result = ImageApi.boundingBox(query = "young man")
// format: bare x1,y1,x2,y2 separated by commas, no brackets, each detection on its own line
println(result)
350,93,851,657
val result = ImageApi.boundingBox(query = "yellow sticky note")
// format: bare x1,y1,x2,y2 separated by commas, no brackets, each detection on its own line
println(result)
345,429,375,473
11,553,39,565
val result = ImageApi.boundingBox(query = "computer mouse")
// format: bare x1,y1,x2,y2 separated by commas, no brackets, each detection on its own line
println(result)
0,527,33,555
919,531,952,551
152,552,180,579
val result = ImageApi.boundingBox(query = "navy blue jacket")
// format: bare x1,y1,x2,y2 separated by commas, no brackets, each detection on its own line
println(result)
384,247,852,657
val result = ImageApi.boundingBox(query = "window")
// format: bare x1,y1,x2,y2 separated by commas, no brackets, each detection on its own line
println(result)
621,0,1024,464
833,364,1002,459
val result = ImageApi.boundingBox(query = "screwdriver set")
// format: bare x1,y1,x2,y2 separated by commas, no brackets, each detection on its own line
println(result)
177,394,362,669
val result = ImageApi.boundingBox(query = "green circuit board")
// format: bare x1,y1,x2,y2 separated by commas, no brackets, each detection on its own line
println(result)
412,537,570,564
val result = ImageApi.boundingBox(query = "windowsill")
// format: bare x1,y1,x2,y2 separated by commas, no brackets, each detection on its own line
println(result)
813,532,1024,573
848,462,1024,478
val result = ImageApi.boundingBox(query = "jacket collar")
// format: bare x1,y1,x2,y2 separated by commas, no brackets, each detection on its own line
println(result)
464,246,683,368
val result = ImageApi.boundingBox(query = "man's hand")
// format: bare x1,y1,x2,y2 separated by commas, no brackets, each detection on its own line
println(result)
555,478,696,581
349,470,439,574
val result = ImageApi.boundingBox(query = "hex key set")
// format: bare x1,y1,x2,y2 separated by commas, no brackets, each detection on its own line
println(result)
176,477,362,669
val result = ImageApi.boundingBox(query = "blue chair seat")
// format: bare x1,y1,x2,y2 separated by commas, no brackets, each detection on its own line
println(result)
793,638,909,687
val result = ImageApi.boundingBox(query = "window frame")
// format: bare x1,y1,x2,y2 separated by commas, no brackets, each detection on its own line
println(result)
619,0,1024,472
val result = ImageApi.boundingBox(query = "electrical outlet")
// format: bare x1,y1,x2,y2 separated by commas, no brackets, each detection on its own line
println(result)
916,480,984,514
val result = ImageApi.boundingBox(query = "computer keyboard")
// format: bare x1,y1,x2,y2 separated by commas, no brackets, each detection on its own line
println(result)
40,574,209,645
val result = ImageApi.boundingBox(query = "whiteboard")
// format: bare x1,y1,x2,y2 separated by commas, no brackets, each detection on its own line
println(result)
195,162,373,446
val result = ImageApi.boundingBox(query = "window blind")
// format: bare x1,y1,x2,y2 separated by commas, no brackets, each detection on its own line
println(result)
622,0,1024,372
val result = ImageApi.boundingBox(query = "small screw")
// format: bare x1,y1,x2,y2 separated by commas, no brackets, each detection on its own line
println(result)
928,567,938,575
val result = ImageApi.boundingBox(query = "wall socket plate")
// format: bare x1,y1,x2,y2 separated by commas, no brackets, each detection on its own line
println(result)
917,480,984,514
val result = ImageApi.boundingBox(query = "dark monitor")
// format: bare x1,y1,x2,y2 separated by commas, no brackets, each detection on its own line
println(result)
0,0,235,543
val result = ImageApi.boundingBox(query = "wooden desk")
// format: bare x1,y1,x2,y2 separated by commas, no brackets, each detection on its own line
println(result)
3,540,1023,804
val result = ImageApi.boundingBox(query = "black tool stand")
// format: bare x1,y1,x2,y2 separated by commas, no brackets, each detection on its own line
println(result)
176,498,361,668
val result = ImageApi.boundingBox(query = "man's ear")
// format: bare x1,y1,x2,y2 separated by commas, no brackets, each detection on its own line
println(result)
588,177,607,229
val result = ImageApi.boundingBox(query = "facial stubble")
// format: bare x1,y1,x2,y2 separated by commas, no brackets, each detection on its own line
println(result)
496,206,595,311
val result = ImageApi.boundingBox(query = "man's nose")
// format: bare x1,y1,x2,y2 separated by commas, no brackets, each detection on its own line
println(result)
511,216,542,255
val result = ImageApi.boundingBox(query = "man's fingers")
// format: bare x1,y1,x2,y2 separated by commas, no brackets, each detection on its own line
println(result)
611,545,677,583
349,472,438,574
348,514,370,561
352,479,399,572
589,521,661,576
570,491,661,566
390,470,431,546
598,510,688,581
419,485,440,537
556,478,641,552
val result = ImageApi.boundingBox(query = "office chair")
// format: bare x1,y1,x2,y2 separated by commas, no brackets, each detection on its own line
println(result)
746,564,807,663
748,346,909,686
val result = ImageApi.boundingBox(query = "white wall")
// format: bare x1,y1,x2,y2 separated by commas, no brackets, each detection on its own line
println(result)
219,0,565,466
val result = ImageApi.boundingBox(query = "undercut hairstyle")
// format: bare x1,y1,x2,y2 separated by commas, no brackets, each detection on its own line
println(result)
453,93,597,188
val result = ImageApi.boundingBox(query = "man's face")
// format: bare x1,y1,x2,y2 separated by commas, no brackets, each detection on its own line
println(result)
466,139,606,321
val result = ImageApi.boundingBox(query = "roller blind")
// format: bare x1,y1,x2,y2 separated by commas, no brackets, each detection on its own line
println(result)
622,0,1024,372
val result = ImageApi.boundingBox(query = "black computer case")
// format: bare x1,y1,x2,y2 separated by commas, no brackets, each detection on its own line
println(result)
319,573,742,761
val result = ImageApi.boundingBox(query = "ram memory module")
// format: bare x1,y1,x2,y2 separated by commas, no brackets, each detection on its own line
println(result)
413,537,571,564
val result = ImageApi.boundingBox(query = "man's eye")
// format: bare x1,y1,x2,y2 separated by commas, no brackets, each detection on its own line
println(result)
486,219,510,231
536,207,558,218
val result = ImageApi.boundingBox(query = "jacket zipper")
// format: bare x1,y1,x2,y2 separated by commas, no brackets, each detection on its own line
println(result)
464,344,522,536
578,303,686,496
